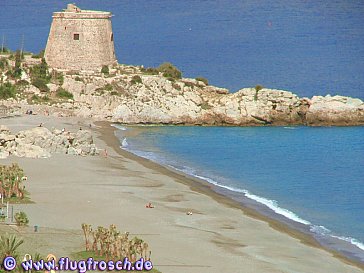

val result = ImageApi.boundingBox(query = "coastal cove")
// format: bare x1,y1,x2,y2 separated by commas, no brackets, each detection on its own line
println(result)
113,124,364,266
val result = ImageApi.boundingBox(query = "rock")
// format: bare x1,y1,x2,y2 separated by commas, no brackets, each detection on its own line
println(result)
67,146,78,155
0,149,9,159
13,143,51,158
47,83,58,93
0,125,10,133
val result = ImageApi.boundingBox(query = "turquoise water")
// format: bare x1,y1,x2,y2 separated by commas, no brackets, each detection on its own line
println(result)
115,125,364,262
1,0,364,99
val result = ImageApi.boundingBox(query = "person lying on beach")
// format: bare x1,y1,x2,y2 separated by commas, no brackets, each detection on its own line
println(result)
145,203,154,208
186,211,193,215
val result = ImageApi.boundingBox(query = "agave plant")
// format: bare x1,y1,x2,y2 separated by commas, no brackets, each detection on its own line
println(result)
14,211,29,226
0,234,24,260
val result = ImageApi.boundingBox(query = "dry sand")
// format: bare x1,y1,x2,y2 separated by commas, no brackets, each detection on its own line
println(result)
0,115,363,273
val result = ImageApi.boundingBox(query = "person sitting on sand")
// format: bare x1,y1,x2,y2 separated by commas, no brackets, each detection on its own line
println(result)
39,123,43,127
146,202,154,208
186,211,193,215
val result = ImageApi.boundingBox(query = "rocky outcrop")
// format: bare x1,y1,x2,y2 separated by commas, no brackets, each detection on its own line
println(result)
305,95,364,126
2,64,364,126
0,126,98,159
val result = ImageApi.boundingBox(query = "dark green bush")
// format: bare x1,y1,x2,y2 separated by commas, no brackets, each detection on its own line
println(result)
0,82,16,99
32,78,49,92
31,49,45,59
195,77,208,85
157,62,182,79
56,88,73,99
104,83,113,91
0,58,8,70
75,76,83,82
101,65,109,75
130,75,142,85
254,84,263,101
30,58,51,87
141,67,159,75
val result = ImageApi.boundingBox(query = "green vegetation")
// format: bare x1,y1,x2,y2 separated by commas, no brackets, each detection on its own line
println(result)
201,102,212,110
56,88,73,100
14,211,29,226
0,163,27,201
157,62,182,79
0,57,8,70
254,84,263,101
104,83,113,91
51,70,64,85
5,50,23,79
101,65,109,75
110,91,120,96
0,82,16,99
31,49,45,59
0,234,24,261
75,76,83,82
32,78,49,92
30,94,50,104
140,67,159,75
195,77,208,85
130,75,142,85
0,47,11,54
29,58,51,92
81,224,151,261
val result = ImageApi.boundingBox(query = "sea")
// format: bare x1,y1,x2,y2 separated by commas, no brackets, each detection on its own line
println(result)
1,0,363,264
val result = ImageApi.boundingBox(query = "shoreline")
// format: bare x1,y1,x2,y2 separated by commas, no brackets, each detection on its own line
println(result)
96,121,364,270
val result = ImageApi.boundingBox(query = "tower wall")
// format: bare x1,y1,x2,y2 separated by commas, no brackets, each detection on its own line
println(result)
44,6,117,71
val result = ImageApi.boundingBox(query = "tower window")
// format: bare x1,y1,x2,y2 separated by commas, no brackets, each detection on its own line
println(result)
111,33,114,41
73,33,80,40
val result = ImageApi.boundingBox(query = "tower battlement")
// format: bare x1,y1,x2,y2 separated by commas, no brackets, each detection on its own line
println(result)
44,4,117,72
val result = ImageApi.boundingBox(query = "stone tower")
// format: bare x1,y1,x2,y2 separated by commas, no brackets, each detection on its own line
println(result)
44,4,117,72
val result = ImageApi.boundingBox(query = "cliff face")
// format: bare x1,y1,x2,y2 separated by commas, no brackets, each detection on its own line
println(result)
57,69,363,126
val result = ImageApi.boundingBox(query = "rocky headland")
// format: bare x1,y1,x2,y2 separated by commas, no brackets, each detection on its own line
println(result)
1,53,363,126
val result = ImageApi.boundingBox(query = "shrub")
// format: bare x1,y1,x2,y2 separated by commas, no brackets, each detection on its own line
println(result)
75,76,83,82
32,78,49,92
157,62,182,79
254,84,263,101
195,77,208,85
200,102,212,110
56,88,73,99
31,49,45,59
130,75,142,85
104,83,113,91
31,94,50,103
110,91,119,96
101,65,109,75
14,211,29,226
141,67,159,75
0,82,16,99
0,47,11,54
51,71,64,85
30,58,51,88
0,58,8,70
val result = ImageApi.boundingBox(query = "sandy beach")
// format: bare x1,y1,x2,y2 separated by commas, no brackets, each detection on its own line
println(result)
0,114,363,273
